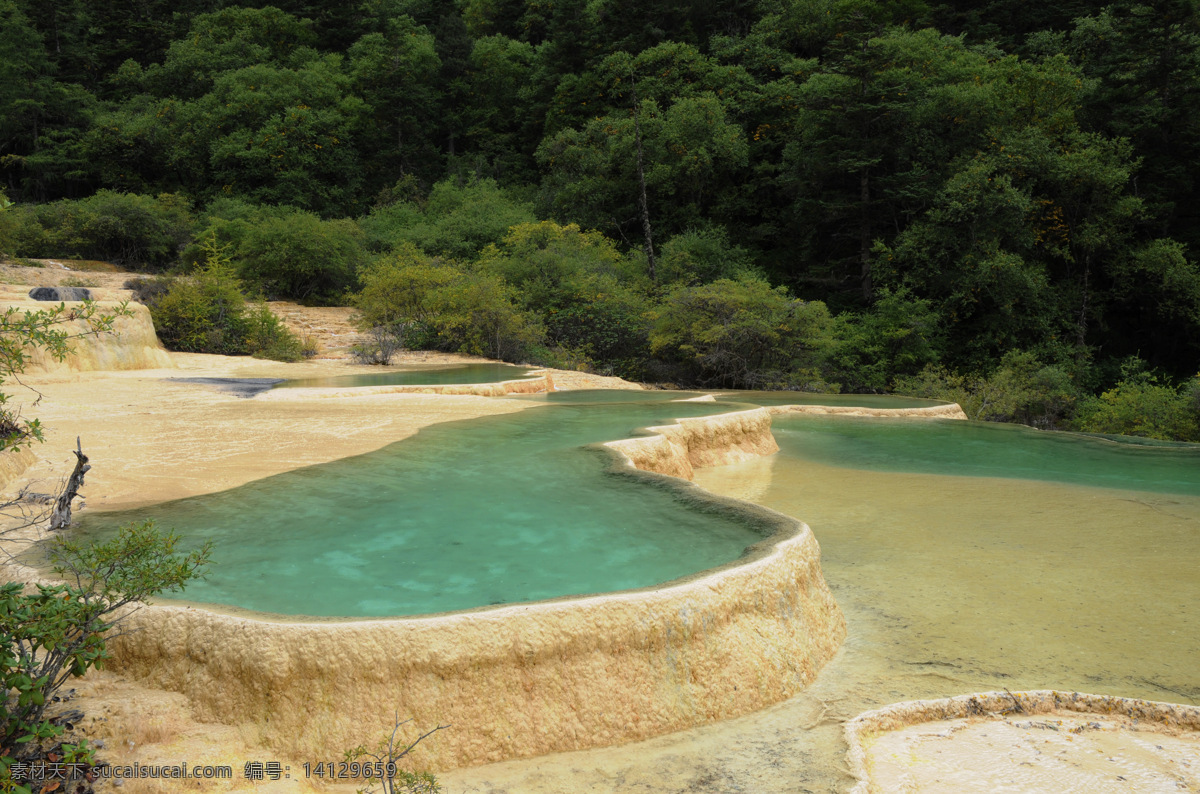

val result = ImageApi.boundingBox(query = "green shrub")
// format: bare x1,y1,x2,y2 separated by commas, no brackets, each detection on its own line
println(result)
1,522,209,786
244,302,310,362
425,272,544,361
824,288,943,393
658,226,758,286
353,246,543,361
1072,373,1199,441
892,351,1078,428
650,276,834,389
2,192,194,269
151,244,249,354
544,278,651,379
359,177,535,259
236,211,365,302
353,244,460,330
149,235,306,360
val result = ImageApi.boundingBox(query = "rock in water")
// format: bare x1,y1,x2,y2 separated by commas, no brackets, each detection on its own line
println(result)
29,286,92,301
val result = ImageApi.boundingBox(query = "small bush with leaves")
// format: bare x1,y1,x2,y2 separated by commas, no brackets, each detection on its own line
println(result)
892,351,1078,429
149,235,307,361
244,302,310,362
1072,370,1200,441
0,521,211,790
650,276,834,389
236,211,365,302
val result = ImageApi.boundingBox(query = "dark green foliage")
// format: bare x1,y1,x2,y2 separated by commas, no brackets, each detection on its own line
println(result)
475,221,650,374
658,227,758,286
824,287,942,392
893,351,1078,428
650,276,835,389
243,301,313,362
236,212,364,302
3,192,194,268
354,244,544,361
1071,362,1200,441
360,177,535,259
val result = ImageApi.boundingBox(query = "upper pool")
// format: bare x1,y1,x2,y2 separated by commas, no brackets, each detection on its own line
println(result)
275,362,537,389
71,392,777,617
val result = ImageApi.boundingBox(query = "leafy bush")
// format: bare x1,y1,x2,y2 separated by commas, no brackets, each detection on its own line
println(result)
359,177,535,259
824,287,943,393
236,211,365,302
244,301,311,362
149,235,306,359
544,277,651,378
1,522,210,788
892,351,1078,428
650,276,835,389
476,221,631,307
657,226,758,286
2,192,194,269
150,243,250,355
354,246,543,361
1072,372,1200,441
470,221,650,375
354,244,460,332
426,272,544,361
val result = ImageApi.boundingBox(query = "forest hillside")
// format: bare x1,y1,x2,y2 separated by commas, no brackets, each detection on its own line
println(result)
2,0,1199,439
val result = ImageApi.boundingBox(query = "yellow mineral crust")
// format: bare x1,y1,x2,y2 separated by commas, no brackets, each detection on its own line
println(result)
0,446,36,490
109,518,844,769
0,297,173,372
845,690,1200,793
769,402,968,420
604,407,780,480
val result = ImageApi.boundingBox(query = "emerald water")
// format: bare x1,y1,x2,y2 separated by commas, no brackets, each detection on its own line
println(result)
72,390,770,617
276,362,535,389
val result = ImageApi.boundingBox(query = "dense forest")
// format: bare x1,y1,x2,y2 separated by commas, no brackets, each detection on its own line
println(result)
2,0,1200,439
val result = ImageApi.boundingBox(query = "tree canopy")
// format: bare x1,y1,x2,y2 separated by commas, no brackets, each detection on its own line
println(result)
3,0,1200,437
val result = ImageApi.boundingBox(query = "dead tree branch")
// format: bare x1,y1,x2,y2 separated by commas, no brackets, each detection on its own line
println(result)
49,437,88,530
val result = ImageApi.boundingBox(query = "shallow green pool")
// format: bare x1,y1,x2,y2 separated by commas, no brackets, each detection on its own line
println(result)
276,362,536,389
72,391,776,617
